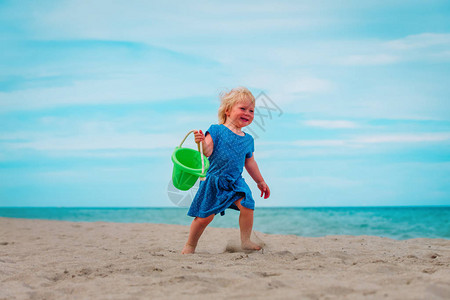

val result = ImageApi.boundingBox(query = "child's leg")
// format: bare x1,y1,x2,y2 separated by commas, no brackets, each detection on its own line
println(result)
234,198,261,251
181,214,214,254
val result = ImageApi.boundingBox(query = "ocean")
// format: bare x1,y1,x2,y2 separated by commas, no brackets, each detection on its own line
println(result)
1,207,449,240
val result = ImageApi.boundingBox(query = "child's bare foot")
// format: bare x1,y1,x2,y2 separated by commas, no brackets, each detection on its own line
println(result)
181,243,196,254
241,240,262,251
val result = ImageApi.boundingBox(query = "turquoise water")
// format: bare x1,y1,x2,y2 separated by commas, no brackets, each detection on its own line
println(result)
1,207,449,240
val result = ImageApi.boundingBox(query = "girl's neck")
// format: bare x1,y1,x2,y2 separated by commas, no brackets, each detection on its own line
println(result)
223,122,244,135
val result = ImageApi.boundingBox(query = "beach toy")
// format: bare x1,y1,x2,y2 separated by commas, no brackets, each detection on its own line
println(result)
171,130,210,191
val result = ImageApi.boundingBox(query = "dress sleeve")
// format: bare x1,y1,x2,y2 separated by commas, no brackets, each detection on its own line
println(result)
205,124,219,146
245,135,254,159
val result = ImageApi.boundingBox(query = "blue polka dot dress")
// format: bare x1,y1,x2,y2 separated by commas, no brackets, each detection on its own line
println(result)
188,124,255,218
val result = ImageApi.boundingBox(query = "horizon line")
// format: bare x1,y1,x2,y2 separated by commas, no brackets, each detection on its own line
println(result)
1,205,449,209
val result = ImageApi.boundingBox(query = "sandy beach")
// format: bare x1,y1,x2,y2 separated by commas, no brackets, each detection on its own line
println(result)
1,217,449,299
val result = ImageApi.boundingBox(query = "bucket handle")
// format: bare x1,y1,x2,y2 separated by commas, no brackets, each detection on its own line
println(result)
179,130,206,180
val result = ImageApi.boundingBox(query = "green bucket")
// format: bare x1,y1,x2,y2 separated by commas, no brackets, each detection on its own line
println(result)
171,130,210,191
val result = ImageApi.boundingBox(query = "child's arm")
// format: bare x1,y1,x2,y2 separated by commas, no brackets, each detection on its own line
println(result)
194,130,213,157
245,155,270,199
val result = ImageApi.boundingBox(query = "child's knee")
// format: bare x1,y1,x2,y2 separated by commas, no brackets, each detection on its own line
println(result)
240,206,253,215
195,215,214,226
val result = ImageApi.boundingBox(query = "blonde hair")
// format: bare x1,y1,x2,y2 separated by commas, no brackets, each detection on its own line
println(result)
218,87,256,124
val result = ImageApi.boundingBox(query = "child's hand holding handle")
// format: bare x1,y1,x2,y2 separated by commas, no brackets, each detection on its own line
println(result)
193,129,213,157
194,130,205,143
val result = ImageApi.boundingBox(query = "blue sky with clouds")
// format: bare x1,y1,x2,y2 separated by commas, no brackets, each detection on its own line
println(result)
1,0,449,207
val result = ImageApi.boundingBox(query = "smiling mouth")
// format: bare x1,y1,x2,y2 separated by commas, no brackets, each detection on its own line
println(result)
240,117,249,122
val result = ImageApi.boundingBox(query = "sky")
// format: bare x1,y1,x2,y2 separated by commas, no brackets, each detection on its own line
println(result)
0,0,449,207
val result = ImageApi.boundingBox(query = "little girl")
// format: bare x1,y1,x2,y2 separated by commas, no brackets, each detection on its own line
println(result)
181,87,270,254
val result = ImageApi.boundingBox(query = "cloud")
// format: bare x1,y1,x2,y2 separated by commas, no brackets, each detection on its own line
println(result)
283,77,334,94
286,132,450,149
0,76,215,112
16,1,332,41
303,120,359,129
0,38,223,111
2,1,448,124
3,133,179,151
335,33,450,66
293,140,349,147
238,72,335,107
337,54,399,66
355,133,450,144
386,33,450,50
0,109,216,157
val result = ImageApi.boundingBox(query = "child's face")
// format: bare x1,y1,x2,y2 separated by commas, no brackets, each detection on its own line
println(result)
226,100,255,128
